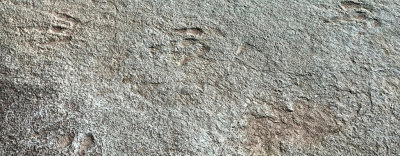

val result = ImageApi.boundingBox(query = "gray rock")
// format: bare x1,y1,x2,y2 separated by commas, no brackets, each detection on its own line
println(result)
1,0,399,155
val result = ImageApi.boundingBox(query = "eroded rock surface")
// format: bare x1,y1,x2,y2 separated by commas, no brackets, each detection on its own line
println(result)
1,0,399,155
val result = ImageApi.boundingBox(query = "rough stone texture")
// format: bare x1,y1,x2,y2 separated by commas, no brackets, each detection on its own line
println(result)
1,0,399,155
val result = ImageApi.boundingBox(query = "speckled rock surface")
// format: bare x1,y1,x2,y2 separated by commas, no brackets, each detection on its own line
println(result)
1,0,400,155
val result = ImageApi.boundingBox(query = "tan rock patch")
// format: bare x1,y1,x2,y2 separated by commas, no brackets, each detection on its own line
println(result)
247,101,345,155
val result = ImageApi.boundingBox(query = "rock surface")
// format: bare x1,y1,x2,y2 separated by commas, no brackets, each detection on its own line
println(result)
1,0,400,155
